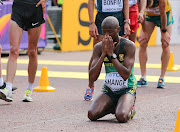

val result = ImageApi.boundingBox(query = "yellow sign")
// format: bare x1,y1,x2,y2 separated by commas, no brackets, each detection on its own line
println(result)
61,0,156,51
61,0,97,51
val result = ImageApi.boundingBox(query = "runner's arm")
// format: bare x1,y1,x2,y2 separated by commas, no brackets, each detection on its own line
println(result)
36,0,47,14
123,0,130,37
112,40,136,80
89,43,105,82
137,0,147,23
88,0,98,39
159,0,170,47
159,0,167,30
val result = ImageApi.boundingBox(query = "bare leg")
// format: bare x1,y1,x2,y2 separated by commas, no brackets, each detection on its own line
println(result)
160,23,172,78
0,45,2,78
6,20,23,83
115,94,135,123
129,30,137,43
27,25,42,83
88,93,114,121
139,21,155,77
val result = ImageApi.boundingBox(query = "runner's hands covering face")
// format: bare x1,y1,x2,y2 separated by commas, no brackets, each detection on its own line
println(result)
106,35,117,57
36,0,47,14
161,32,170,48
102,35,108,57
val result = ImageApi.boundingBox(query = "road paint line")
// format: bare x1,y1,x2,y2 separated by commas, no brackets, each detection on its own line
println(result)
2,70,180,83
1,58,180,69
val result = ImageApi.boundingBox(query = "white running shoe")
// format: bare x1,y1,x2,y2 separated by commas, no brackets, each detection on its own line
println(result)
0,88,13,102
23,90,33,102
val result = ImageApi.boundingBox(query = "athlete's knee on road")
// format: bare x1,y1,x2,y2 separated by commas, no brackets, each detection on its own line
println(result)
28,49,37,59
88,109,101,121
115,110,129,123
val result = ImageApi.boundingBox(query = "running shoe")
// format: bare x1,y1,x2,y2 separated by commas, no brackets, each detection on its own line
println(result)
157,78,165,88
137,78,148,87
12,87,17,94
0,88,13,102
129,106,136,120
0,82,17,94
84,87,94,101
23,90,33,102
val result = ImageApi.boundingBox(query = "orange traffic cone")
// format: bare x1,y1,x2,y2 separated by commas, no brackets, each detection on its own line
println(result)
174,109,180,132
167,52,178,71
33,67,56,91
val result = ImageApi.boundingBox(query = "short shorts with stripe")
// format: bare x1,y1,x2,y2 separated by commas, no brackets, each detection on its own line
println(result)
101,84,136,106
11,0,45,31
145,10,174,28
95,11,125,36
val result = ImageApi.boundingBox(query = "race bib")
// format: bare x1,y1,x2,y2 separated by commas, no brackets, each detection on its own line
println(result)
146,7,160,15
104,72,128,91
102,0,123,12
129,0,137,7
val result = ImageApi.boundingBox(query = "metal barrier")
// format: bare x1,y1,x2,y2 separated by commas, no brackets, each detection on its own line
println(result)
46,6,62,39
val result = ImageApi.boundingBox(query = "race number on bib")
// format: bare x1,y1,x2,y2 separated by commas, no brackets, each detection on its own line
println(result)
129,0,137,7
104,72,128,91
146,7,160,15
102,0,123,12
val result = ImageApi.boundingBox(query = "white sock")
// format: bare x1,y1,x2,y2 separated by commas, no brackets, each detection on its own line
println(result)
159,77,164,80
26,83,33,91
141,76,146,80
0,77,4,86
6,82,12,91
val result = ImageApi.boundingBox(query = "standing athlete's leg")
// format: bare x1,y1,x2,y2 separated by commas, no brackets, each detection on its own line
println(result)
22,25,42,102
0,20,23,102
27,25,42,83
160,23,172,78
157,23,172,88
115,94,135,123
7,20,23,83
0,45,3,87
88,93,114,121
138,21,155,86
129,30,138,43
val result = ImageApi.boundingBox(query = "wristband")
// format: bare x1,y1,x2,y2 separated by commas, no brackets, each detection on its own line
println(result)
161,29,167,33
89,22,95,25
124,19,130,24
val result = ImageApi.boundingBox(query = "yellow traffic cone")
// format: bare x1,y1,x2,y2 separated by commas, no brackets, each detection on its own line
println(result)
174,109,180,132
33,67,56,91
167,52,178,71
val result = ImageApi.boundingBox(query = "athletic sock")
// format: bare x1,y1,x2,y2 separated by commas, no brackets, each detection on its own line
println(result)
6,82,12,91
159,77,164,81
26,83,33,91
141,76,146,80
0,77,4,87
